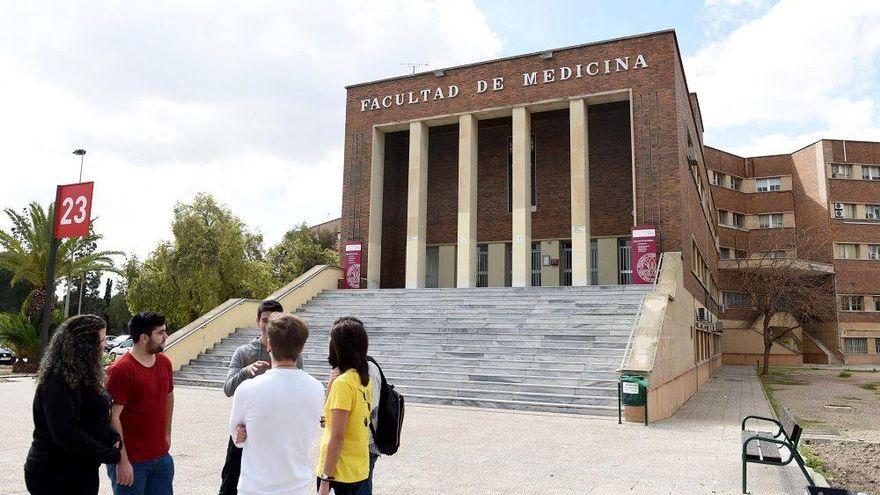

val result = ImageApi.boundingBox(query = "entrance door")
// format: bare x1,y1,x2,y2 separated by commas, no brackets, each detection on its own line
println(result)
425,246,439,288
531,242,542,287
618,238,632,284
476,244,488,287
560,241,572,286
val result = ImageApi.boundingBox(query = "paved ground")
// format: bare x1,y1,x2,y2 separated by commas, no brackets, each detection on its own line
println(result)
1,366,807,494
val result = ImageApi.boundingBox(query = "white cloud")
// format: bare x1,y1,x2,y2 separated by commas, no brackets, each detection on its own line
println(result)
0,1,502,263
688,0,880,156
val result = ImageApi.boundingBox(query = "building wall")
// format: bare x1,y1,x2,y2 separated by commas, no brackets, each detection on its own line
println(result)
342,30,693,289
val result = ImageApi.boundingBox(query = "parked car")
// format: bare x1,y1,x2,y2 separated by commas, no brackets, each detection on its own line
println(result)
105,334,130,352
0,347,16,365
108,338,133,357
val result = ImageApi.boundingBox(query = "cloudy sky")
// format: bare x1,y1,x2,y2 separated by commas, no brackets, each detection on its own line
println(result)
1,0,878,265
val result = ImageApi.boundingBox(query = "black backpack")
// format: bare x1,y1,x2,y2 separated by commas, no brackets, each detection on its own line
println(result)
367,356,404,455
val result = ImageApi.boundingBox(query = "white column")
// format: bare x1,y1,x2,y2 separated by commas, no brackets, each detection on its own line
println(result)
570,99,591,286
405,121,429,289
457,114,478,288
511,106,532,287
366,127,385,289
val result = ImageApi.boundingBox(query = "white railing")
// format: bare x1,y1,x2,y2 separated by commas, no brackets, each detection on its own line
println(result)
619,252,666,371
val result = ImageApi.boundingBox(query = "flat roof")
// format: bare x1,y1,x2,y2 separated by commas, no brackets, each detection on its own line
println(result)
345,29,675,90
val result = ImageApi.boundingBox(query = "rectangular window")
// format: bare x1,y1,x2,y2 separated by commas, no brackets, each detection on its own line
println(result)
840,295,863,311
833,203,855,219
863,165,880,181
876,296,880,312
876,337,880,354
476,244,488,287
866,205,880,220
832,164,853,179
735,249,748,259
729,177,742,191
756,177,782,192
711,171,723,186
723,291,750,309
718,247,730,260
618,238,632,285
718,210,729,225
758,213,784,228
507,135,536,213
836,243,860,259
869,244,880,260
845,338,868,354
731,213,745,228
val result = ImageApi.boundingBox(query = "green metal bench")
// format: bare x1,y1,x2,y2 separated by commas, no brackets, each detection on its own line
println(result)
741,406,815,494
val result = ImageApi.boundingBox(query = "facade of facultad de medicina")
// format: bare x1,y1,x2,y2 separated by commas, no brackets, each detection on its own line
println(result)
337,29,880,368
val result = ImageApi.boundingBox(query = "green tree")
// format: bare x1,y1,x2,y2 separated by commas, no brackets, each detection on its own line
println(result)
0,202,122,318
0,268,30,313
126,194,278,331
267,224,339,284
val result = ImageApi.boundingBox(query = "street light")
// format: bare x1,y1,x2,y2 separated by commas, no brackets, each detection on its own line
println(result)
66,149,87,316
73,149,86,182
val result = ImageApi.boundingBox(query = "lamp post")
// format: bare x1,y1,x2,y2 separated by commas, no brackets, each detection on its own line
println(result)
66,149,87,316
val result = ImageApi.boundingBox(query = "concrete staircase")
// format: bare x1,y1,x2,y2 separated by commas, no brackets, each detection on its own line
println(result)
174,286,651,416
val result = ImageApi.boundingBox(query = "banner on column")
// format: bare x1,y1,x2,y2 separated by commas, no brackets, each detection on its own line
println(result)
631,226,658,284
343,243,363,289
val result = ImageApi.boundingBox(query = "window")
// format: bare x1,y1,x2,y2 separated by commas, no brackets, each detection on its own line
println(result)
718,210,729,225
711,171,723,186
833,203,855,219
832,164,852,179
507,135,536,212
845,338,868,354
723,291,750,309
866,205,880,220
731,213,745,228
876,296,880,312
718,247,731,260
863,165,880,181
758,213,784,228
836,243,860,259
692,241,708,283
729,177,742,191
840,295,863,311
735,249,748,259
869,244,880,260
876,337,880,354
756,177,782,192
618,238,632,284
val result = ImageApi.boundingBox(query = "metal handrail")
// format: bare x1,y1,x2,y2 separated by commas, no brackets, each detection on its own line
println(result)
619,252,666,371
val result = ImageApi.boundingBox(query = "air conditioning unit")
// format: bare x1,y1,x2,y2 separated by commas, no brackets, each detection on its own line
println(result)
719,304,727,315
870,252,879,260
696,307,712,323
834,203,845,218
868,212,877,220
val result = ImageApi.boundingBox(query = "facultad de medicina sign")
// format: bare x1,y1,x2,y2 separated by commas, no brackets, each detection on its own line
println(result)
358,54,648,112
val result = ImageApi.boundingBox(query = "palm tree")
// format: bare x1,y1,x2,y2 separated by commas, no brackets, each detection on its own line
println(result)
0,202,122,318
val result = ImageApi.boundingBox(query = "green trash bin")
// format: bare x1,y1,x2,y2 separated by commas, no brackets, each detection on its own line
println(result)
620,374,648,406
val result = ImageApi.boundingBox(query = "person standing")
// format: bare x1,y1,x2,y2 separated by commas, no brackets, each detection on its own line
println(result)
106,312,175,495
316,317,373,495
219,299,304,495
228,313,324,495
326,317,382,495
24,314,122,495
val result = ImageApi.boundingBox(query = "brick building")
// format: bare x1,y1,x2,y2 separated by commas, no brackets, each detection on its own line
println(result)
338,29,880,364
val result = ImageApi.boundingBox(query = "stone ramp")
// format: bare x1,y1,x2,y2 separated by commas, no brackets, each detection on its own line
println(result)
174,286,651,415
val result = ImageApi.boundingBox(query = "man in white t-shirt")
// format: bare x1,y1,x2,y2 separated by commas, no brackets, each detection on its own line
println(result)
228,313,324,495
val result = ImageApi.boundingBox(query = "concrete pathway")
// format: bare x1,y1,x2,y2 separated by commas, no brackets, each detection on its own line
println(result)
1,366,807,494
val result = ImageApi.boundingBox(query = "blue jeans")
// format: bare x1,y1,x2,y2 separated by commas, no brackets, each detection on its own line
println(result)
360,453,379,495
107,453,174,495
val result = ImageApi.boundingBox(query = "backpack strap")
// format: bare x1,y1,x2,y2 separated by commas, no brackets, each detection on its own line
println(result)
366,355,386,437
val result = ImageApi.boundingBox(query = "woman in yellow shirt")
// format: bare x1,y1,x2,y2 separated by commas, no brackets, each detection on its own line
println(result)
317,317,372,495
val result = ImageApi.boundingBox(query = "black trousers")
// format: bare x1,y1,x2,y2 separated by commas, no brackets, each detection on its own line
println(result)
316,477,366,495
25,465,99,495
218,437,242,495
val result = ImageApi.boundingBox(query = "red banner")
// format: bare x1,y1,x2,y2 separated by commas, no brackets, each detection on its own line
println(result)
54,182,94,239
343,243,363,289
631,225,658,284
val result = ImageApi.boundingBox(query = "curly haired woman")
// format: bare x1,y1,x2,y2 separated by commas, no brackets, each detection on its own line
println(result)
24,314,122,494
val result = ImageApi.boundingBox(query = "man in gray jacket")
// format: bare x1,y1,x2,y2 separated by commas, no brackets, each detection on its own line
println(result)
218,299,304,495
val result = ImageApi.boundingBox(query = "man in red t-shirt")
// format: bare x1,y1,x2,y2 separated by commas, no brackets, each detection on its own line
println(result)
106,312,175,495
